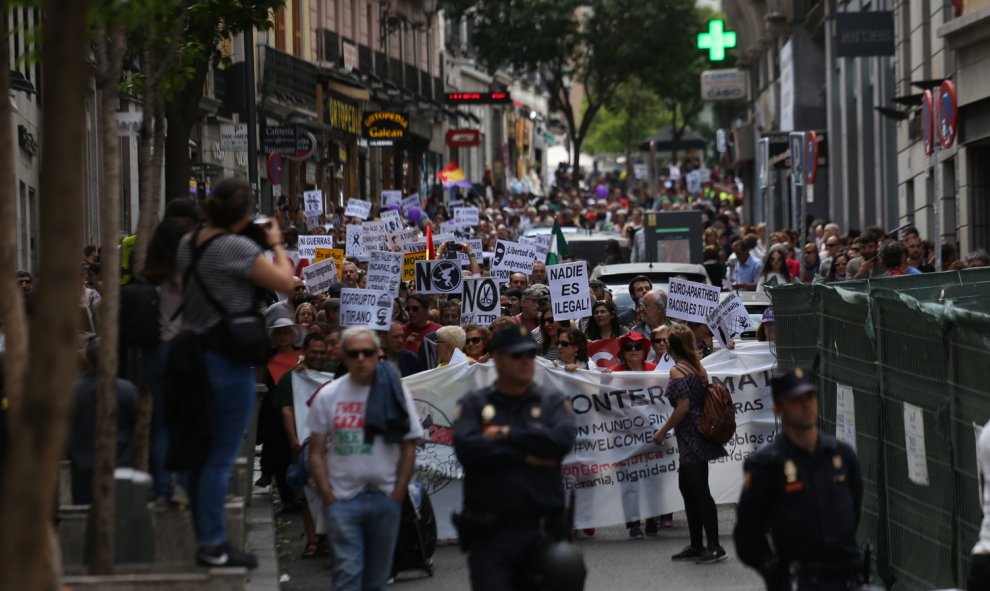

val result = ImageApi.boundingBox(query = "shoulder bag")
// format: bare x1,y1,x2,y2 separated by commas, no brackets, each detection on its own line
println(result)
188,234,269,365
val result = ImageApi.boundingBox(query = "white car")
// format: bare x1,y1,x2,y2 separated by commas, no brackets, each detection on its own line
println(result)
593,262,712,313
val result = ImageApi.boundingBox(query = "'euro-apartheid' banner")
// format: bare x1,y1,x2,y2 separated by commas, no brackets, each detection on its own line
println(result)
402,341,778,540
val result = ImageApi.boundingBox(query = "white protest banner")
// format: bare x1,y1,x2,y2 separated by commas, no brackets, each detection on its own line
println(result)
381,190,403,209
305,214,322,230
344,198,373,220
381,209,404,234
290,369,335,442
519,235,551,263
492,268,510,284
387,228,421,252
706,291,753,348
453,206,480,227
415,259,463,295
303,190,323,215
298,234,336,260
340,287,394,331
666,278,721,323
403,240,427,254
401,193,421,214
345,224,365,259
548,261,591,322
405,342,777,539
686,170,702,194
365,250,404,296
313,248,344,280
491,240,538,276
301,258,338,294
361,221,388,253
461,277,500,325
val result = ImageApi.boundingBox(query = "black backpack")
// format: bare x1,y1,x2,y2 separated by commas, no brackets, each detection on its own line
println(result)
119,279,162,348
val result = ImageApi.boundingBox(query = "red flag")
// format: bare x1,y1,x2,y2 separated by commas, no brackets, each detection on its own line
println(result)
587,338,621,369
426,224,435,261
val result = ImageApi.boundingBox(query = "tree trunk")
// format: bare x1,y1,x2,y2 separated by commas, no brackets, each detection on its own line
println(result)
0,11,27,419
88,21,125,576
164,57,209,202
131,63,156,276
0,0,89,588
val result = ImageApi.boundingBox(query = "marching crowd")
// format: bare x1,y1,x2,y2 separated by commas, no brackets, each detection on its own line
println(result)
1,160,990,591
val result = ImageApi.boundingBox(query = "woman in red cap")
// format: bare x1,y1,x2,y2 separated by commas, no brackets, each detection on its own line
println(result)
608,332,655,372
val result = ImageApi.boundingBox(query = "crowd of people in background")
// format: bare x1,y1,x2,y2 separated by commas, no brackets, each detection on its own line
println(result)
1,157,989,578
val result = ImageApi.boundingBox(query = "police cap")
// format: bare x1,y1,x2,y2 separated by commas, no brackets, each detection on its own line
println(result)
771,368,817,401
490,325,539,354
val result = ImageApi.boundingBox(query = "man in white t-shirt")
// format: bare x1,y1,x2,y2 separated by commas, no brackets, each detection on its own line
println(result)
307,327,422,591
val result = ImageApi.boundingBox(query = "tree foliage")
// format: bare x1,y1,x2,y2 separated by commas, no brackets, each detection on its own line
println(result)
583,77,665,156
444,0,699,173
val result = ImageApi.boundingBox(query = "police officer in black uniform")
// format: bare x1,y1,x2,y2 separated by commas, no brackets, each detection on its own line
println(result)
734,368,865,590
453,325,579,591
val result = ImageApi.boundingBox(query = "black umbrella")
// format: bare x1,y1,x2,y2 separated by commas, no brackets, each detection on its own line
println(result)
638,127,708,152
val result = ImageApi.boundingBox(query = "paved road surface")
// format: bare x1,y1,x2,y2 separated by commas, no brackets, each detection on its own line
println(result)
272,497,764,591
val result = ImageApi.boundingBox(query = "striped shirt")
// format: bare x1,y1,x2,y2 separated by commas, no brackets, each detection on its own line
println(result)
176,233,262,334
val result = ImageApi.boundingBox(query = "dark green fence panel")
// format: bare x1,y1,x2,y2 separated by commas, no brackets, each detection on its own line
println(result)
874,292,955,590
815,285,890,585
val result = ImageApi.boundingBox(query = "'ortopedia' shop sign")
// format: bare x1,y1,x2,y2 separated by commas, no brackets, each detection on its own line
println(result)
363,111,409,146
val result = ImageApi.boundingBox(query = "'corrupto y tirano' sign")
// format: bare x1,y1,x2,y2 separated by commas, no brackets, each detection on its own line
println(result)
665,278,721,324
340,288,393,331
461,277,500,326
548,261,590,322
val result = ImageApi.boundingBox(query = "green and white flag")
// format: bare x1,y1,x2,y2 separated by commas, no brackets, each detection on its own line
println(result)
545,219,571,265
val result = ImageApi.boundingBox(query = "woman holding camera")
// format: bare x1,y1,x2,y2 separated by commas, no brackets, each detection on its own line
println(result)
176,178,296,568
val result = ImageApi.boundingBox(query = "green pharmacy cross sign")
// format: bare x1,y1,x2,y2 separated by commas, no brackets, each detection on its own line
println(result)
698,19,736,62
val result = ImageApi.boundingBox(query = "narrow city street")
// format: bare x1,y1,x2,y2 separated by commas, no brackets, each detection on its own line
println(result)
272,498,763,590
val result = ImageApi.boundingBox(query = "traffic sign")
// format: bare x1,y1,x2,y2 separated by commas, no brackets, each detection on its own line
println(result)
804,132,819,185
921,90,934,156
697,20,736,62
267,153,284,185
938,80,958,149
789,132,805,186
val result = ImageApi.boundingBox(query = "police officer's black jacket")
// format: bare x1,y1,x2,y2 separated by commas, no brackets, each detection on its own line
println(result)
453,384,577,516
734,431,862,571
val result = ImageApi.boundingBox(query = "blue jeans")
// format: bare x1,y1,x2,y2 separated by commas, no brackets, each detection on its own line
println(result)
144,340,187,498
188,350,256,546
324,491,403,591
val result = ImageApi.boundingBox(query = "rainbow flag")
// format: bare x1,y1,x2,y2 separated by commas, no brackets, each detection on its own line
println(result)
436,161,473,189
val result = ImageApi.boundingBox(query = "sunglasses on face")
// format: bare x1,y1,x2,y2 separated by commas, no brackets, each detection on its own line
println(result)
466,336,484,345
510,350,538,360
558,340,573,347
652,337,667,344
405,306,421,312
344,348,377,359
622,343,645,352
